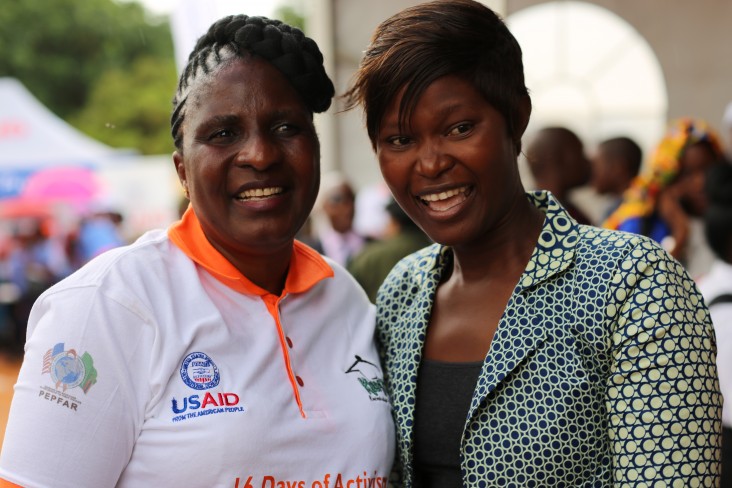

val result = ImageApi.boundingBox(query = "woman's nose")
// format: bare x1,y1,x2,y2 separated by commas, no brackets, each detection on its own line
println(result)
233,133,279,170
416,140,453,178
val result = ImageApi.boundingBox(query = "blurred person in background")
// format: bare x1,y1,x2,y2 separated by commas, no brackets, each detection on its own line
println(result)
723,101,732,157
590,136,643,223
354,180,393,241
0,235,21,352
603,117,724,279
311,171,367,266
348,198,432,302
0,13,394,487
525,126,593,225
6,218,70,295
697,161,732,485
2,218,70,351
67,201,126,268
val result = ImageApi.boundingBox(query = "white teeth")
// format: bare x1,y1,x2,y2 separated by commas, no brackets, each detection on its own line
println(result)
421,187,467,202
238,187,283,199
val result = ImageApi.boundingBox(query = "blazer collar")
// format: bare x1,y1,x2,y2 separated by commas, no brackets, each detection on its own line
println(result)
516,191,579,292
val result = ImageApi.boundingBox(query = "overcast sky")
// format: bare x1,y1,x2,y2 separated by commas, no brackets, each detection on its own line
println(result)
135,0,278,17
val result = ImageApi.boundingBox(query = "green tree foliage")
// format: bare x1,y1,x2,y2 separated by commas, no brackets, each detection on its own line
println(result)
274,2,306,32
71,56,177,155
0,0,176,154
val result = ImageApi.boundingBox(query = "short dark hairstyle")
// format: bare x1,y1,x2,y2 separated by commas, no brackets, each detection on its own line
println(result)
526,127,584,162
704,161,732,262
171,15,335,149
345,0,529,151
599,137,643,177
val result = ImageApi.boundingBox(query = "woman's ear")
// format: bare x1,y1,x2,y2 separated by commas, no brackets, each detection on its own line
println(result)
516,95,532,138
512,96,532,154
173,151,189,198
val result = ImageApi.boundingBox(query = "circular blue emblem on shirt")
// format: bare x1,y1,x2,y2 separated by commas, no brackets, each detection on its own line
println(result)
180,352,220,390
50,353,85,389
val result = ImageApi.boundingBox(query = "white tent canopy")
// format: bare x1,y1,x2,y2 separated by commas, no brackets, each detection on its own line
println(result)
0,77,130,198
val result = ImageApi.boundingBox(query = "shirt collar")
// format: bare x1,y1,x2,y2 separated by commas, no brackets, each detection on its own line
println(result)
168,206,334,298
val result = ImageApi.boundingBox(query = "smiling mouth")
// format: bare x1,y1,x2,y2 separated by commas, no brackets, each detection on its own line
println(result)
419,186,470,212
236,187,284,201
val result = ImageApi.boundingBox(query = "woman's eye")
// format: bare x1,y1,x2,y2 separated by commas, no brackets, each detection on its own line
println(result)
274,123,299,134
448,123,473,136
209,128,234,140
387,136,412,147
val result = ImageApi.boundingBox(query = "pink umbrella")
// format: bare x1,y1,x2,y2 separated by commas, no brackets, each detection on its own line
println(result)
21,166,102,211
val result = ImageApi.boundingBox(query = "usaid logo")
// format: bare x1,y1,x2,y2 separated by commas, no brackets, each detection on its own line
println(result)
180,352,220,390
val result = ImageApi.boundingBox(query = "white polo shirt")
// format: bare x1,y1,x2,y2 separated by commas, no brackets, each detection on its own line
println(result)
0,209,395,488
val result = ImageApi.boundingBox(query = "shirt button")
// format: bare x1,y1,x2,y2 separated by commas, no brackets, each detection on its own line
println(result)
296,376,304,387
286,337,293,348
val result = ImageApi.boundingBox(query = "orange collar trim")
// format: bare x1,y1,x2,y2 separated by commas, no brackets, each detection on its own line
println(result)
168,207,333,298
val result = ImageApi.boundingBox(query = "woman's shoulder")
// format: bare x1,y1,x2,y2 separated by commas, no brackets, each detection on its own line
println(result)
27,230,190,342
575,224,667,258
574,224,697,298
386,243,441,278
375,243,442,302
41,229,187,300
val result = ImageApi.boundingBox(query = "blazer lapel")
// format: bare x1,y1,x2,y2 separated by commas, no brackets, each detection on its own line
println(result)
391,246,447,479
466,191,579,422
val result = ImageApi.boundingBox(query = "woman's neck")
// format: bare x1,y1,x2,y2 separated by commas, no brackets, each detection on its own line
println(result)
217,242,294,296
449,194,544,285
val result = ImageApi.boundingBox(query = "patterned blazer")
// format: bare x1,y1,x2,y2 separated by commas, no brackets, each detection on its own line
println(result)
376,191,721,487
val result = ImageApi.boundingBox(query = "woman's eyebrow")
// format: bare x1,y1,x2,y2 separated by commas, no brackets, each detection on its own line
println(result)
381,102,464,134
204,114,240,126
433,103,462,119
268,107,312,121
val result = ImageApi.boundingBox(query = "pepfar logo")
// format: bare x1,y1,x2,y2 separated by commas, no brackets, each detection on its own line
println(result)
39,342,98,412
42,343,97,394
180,351,220,390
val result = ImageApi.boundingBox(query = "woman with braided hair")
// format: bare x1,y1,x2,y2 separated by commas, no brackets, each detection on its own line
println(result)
346,0,720,486
602,117,725,279
0,15,394,487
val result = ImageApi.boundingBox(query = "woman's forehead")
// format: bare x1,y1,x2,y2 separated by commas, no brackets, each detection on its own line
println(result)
188,57,306,112
187,57,251,104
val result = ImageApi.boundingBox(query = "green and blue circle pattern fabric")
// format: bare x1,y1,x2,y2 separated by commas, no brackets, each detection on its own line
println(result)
377,191,720,487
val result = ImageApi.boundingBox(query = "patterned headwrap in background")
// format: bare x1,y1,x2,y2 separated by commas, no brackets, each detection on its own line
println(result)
603,117,724,230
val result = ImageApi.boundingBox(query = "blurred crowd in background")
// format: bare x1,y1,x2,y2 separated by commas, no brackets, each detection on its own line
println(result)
0,203,125,352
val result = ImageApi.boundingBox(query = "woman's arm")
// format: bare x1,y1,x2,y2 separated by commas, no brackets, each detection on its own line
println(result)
0,286,154,488
606,238,720,486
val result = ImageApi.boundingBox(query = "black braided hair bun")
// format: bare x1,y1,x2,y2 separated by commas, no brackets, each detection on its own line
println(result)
193,15,334,113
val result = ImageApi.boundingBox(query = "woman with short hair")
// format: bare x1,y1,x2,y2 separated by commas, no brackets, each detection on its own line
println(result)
346,1,720,486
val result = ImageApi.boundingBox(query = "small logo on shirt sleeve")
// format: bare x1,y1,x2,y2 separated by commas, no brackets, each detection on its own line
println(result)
346,355,388,403
42,343,97,393
38,342,98,411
